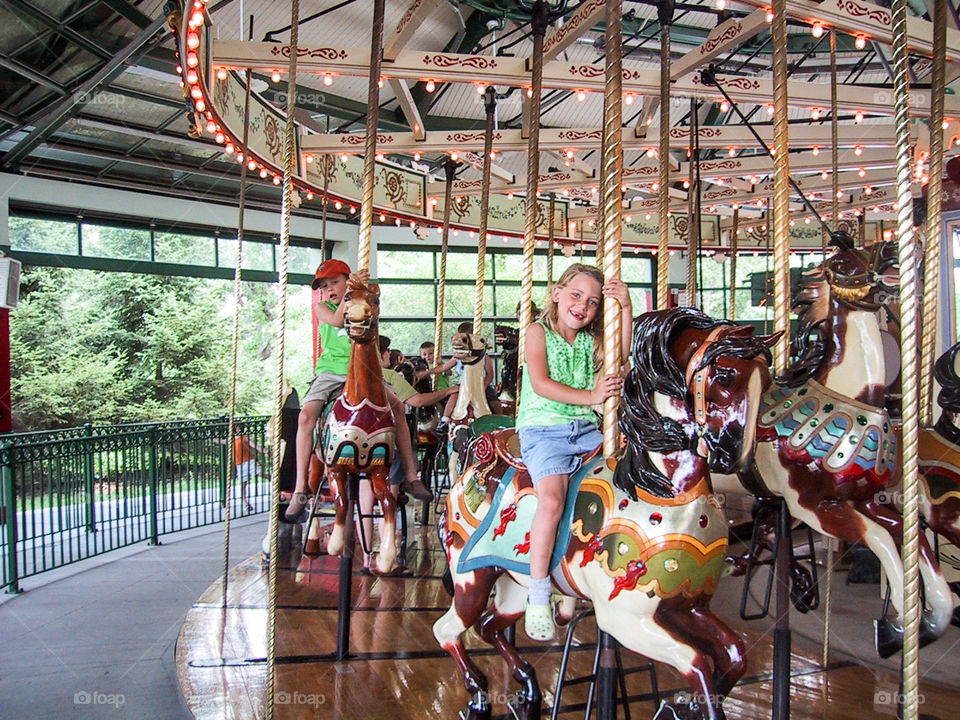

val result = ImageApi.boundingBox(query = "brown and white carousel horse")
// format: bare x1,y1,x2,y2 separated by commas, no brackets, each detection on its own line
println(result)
714,232,953,657
434,308,779,720
319,276,399,575
447,330,494,470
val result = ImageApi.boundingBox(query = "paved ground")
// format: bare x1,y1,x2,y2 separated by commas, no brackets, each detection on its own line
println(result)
0,514,267,720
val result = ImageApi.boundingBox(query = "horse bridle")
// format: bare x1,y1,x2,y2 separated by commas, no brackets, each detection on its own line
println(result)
684,326,730,428
823,243,893,311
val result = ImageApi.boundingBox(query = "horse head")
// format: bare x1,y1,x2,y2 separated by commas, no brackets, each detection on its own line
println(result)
342,275,380,344
819,230,898,311
451,331,488,365
684,324,780,474
617,308,778,498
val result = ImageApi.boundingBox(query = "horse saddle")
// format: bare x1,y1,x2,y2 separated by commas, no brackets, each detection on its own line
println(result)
455,428,598,576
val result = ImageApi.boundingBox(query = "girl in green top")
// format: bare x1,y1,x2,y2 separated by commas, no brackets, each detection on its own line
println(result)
517,263,633,641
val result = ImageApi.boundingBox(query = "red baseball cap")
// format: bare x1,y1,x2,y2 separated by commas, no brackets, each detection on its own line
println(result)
312,258,352,288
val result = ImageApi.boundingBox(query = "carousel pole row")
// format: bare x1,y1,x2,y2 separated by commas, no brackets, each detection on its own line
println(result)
266,0,302,714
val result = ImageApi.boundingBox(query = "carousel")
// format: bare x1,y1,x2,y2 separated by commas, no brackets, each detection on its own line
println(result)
170,0,960,718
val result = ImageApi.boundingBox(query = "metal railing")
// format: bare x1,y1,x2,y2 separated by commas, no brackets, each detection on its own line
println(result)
0,416,269,592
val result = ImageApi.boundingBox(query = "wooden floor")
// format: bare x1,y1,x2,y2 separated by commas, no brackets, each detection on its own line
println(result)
176,520,959,720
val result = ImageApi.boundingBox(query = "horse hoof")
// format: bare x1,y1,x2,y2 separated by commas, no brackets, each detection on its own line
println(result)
460,691,491,720
507,695,541,720
303,539,323,557
920,611,946,647
874,616,903,659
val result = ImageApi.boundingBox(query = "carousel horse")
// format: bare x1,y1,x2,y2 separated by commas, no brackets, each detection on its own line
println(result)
434,307,779,720
319,276,399,575
713,232,953,658
403,358,445,491
494,324,519,416
447,330,494,471
917,341,960,620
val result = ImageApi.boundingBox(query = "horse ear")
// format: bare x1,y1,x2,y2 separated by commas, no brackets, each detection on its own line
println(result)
725,325,756,338
369,283,381,297
760,330,785,347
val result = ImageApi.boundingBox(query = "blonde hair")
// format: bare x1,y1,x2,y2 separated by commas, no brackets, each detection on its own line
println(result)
539,263,604,367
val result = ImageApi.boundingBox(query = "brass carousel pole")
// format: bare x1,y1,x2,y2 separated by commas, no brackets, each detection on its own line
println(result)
830,28,839,244
547,192,556,284
474,87,497,334
656,0,673,310
356,0,386,274
920,0,946,427
770,0,792,716
266,0,300,715
600,0,623,459
517,0,559,372
729,208,738,321
597,0,624,715
687,97,699,307
334,0,385,665
890,0,924,713
432,159,457,391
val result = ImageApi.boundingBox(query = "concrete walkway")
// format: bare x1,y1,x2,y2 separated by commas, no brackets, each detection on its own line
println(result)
0,514,267,720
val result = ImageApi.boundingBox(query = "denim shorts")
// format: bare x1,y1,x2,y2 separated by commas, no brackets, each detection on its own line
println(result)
517,419,602,485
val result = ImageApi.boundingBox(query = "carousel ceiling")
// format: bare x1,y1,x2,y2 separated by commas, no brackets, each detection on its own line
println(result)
0,0,958,233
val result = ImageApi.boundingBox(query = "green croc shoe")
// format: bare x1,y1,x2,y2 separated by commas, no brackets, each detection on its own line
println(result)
524,602,555,642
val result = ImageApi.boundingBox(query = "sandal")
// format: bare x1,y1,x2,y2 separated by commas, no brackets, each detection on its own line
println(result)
284,492,311,521
524,601,555,642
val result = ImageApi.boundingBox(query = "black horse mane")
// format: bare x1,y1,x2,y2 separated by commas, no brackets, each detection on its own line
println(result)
934,342,960,444
614,307,774,500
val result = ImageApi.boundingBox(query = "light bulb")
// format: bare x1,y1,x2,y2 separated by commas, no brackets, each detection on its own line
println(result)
425,79,435,93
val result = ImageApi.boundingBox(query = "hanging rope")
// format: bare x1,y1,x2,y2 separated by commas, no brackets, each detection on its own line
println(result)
433,160,456,391
546,192,556,284
265,0,300,715
830,29,839,247
889,0,922,715
770,0,791,374
356,0,385,273
920,0,946,427
221,65,253,613
729,208,738,321
656,2,672,310
600,0,624,458
474,87,497,334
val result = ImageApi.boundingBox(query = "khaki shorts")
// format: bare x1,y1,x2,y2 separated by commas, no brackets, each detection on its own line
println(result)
302,371,347,407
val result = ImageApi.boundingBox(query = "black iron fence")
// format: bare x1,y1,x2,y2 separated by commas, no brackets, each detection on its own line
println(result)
0,416,269,592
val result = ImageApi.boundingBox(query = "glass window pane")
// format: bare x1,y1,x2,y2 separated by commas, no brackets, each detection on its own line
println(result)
81,224,150,260
446,251,492,279
380,281,436,317
379,249,433,279
621,255,653,285
378,320,437,357
154,232,216,266
9,216,78,254
442,283,492,320
219,238,275,271
289,245,324,276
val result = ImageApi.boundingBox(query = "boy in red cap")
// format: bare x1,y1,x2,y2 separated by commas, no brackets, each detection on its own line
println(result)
286,259,430,520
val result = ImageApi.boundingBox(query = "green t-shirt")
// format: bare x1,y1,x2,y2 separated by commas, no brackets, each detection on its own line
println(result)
435,371,451,391
382,367,417,403
515,322,597,429
314,301,351,376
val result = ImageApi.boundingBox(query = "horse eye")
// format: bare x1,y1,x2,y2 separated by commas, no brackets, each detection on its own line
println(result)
713,369,737,388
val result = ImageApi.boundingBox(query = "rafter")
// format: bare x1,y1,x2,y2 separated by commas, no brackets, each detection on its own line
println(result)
213,40,956,118
670,9,770,80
